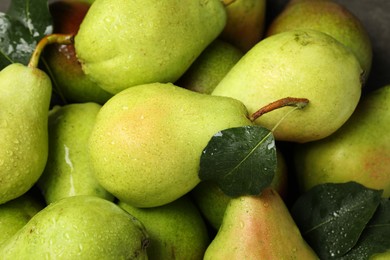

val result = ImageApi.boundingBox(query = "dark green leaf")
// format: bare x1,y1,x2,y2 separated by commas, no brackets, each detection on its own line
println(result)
0,0,52,68
199,125,277,197
340,199,390,260
291,182,383,259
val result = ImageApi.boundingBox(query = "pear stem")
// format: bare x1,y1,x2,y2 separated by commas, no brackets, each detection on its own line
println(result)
221,0,236,6
249,97,309,122
28,33,74,69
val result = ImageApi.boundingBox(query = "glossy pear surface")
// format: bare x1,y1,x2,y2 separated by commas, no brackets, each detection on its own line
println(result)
38,103,114,204
75,0,227,94
0,63,51,204
212,29,362,143
88,82,252,207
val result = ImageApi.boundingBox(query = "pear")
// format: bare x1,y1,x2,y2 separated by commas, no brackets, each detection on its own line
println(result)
191,148,289,230
204,188,319,259
0,192,45,246
88,82,253,207
220,0,267,52
74,0,227,94
175,39,243,94
118,196,210,259
38,103,114,204
0,195,149,259
266,0,372,80
212,29,363,143
0,63,51,204
44,0,112,104
294,84,390,198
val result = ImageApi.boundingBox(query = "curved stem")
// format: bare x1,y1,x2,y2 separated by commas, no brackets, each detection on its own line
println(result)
249,97,309,122
28,33,74,69
221,0,236,6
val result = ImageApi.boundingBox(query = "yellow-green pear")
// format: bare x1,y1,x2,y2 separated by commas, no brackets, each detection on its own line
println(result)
0,195,149,259
212,29,363,143
88,82,253,207
266,0,372,80
38,103,114,204
176,39,243,94
118,196,210,260
294,84,390,198
0,63,51,204
75,0,227,94
203,188,319,259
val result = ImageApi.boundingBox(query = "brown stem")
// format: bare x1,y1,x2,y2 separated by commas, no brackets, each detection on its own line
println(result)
28,33,74,69
249,97,309,122
221,0,236,6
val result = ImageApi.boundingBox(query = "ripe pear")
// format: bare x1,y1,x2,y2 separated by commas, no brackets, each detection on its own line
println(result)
88,82,253,207
0,63,51,204
203,188,319,259
175,39,243,94
44,0,112,104
220,0,266,52
212,29,363,143
75,0,227,94
191,148,289,230
266,0,372,80
0,195,149,259
118,195,210,259
294,84,390,198
0,192,45,246
38,103,114,204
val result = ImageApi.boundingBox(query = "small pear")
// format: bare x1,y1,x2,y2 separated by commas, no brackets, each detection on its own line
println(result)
0,195,149,259
118,196,210,259
88,82,253,207
175,39,243,94
75,0,227,94
38,103,114,204
294,84,390,198
204,188,319,259
266,0,372,80
212,29,363,143
0,63,51,204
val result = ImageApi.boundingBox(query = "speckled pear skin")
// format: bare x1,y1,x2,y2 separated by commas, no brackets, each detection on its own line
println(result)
212,29,363,143
75,0,227,94
88,82,253,208
38,103,114,204
118,196,210,259
0,195,149,259
204,189,319,259
0,63,51,204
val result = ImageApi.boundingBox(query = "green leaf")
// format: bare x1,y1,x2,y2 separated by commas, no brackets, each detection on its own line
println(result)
340,199,390,260
0,0,52,68
199,125,277,197
291,182,383,259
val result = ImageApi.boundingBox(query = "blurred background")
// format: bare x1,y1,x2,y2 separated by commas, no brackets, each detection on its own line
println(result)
0,0,389,91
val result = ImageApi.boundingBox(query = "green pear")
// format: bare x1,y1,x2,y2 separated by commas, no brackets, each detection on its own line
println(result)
88,82,253,207
44,0,112,104
175,39,243,94
75,0,227,94
0,63,51,204
0,195,149,259
220,0,267,52
0,192,45,246
118,196,210,259
191,148,289,230
294,84,390,198
38,103,114,204
266,0,372,80
203,188,319,259
212,29,363,143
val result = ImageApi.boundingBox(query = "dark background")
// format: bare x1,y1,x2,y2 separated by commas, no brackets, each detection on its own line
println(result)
0,0,389,91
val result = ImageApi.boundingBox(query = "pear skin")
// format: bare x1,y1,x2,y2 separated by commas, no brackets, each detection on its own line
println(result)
204,189,319,259
0,63,51,204
294,84,390,198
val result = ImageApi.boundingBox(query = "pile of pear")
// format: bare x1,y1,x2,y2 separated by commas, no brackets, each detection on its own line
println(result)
0,0,388,259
